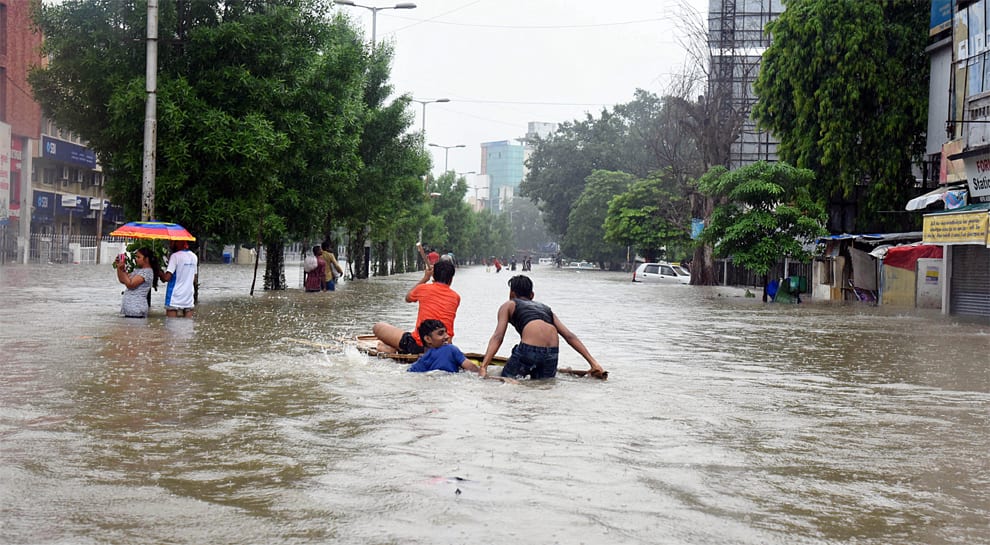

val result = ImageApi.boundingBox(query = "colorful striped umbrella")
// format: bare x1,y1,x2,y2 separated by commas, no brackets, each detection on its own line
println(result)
109,221,196,241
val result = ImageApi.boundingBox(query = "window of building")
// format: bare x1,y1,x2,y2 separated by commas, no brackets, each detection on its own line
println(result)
0,4,7,57
42,167,56,185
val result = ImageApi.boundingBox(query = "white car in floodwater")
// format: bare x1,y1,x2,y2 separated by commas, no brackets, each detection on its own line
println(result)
632,262,691,284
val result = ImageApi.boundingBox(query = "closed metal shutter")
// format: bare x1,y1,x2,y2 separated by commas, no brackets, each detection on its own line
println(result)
950,245,990,317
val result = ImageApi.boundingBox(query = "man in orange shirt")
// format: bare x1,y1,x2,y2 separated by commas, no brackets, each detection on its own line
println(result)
373,260,460,354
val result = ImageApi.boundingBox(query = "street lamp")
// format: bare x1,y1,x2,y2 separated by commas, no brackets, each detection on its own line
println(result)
411,98,449,145
428,143,465,172
336,1,417,53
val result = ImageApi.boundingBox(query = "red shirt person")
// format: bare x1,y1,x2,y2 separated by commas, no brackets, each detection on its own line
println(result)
372,260,460,354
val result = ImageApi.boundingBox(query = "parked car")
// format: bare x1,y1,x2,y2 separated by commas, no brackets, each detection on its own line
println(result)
633,262,691,284
566,261,598,270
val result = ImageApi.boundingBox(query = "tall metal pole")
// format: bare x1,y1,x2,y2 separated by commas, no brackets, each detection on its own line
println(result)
141,1,159,221
370,7,379,53
427,143,464,173
412,98,450,149
421,101,427,138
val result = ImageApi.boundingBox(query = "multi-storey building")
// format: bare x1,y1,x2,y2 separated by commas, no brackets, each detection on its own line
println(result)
480,139,525,213
0,1,118,263
708,0,782,170
922,0,990,317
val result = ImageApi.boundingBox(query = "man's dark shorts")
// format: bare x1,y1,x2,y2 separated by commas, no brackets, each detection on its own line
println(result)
501,343,558,379
398,332,424,355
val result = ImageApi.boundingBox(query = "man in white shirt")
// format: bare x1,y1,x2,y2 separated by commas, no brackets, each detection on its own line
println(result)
159,240,199,317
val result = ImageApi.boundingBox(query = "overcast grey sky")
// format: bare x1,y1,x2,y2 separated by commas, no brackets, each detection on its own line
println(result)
336,0,709,182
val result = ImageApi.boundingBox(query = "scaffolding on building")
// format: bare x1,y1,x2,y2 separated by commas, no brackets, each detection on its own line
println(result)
708,0,783,169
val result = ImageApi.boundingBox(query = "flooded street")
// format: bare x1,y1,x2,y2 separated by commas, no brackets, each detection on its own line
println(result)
1,263,988,545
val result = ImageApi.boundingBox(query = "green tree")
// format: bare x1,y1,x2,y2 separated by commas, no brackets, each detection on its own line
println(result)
562,170,635,269
522,91,699,262
698,162,827,298
469,210,513,264
521,112,633,238
423,172,476,258
505,197,551,254
339,43,430,279
30,1,369,289
752,0,929,232
604,171,691,263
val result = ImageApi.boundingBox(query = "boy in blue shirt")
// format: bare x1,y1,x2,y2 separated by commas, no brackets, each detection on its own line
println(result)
407,319,480,373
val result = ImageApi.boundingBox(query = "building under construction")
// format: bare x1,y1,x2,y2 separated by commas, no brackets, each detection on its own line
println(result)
707,0,784,169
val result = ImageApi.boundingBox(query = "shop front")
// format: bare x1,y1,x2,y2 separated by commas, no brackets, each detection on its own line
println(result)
923,203,990,318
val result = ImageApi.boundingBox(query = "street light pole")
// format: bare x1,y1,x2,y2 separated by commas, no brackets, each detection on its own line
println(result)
428,143,465,172
412,98,450,147
336,1,417,53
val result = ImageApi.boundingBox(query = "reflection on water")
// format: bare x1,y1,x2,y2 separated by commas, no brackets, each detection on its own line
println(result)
0,263,987,545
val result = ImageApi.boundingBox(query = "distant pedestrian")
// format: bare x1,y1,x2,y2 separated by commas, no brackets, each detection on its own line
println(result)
303,245,326,292
321,242,344,291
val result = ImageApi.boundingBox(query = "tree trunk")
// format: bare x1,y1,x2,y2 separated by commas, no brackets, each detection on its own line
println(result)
263,240,286,290
690,192,718,285
346,230,367,279
374,240,389,277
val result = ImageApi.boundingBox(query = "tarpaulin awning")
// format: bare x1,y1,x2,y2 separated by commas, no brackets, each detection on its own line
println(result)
817,232,924,244
905,184,967,210
883,244,944,271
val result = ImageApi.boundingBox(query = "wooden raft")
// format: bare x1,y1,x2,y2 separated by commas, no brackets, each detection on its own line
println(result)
354,335,608,379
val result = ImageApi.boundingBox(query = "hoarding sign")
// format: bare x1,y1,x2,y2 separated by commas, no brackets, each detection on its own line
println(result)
964,153,990,199
923,212,989,244
931,0,953,36
41,136,97,168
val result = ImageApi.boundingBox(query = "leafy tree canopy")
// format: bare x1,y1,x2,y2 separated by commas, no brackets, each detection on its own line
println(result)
30,0,368,245
521,90,699,239
751,0,929,231
604,171,691,263
505,197,551,254
698,161,827,277
562,170,635,268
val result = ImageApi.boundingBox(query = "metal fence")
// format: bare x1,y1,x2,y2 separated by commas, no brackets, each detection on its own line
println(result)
714,258,813,292
0,234,315,266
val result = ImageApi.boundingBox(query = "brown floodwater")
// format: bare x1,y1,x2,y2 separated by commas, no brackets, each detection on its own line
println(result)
0,262,987,545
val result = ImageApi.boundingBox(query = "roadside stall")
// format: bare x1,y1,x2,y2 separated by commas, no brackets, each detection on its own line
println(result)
813,233,924,304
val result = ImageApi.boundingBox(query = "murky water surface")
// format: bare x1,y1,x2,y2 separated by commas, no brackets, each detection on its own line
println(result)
1,263,988,545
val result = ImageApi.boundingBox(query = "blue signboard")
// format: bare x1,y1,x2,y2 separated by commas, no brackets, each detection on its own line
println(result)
33,190,55,221
931,0,953,36
691,218,705,240
41,136,97,168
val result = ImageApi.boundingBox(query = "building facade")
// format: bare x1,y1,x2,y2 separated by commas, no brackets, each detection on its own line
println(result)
708,0,783,170
480,140,525,213
0,1,118,263
921,0,990,318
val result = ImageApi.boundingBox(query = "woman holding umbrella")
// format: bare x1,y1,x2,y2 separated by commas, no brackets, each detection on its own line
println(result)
110,221,198,318
115,247,160,318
